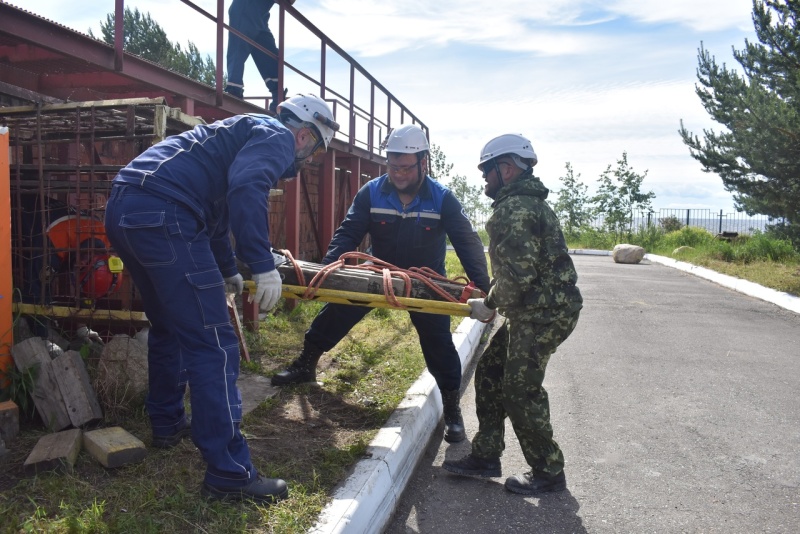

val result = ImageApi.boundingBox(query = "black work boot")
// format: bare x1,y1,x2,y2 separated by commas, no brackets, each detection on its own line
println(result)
442,453,501,478
440,388,466,443
504,470,567,495
271,340,325,386
224,85,244,99
201,474,289,505
266,80,288,113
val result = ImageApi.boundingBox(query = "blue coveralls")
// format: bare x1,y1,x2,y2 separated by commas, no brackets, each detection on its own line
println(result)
305,175,491,392
104,114,296,488
226,0,279,95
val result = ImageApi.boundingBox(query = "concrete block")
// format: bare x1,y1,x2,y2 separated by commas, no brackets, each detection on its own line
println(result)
0,400,20,442
83,427,146,468
11,337,71,430
23,428,82,474
52,350,103,427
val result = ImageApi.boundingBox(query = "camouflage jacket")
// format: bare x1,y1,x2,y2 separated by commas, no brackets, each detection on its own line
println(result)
484,173,583,321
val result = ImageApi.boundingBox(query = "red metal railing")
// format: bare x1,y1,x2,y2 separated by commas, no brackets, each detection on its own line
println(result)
110,0,427,156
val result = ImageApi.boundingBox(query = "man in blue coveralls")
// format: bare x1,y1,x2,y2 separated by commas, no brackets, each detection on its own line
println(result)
104,94,338,504
271,124,491,444
225,0,296,111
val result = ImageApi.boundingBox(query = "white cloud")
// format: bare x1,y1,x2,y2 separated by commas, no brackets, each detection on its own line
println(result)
11,0,759,211
605,0,755,32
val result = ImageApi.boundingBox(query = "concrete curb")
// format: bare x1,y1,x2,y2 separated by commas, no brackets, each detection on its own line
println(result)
311,317,489,534
571,248,800,315
645,253,800,314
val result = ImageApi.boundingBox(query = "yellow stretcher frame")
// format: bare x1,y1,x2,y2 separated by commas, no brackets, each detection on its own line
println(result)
11,284,472,323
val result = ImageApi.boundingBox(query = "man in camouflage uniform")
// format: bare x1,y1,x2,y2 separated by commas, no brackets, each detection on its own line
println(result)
442,133,583,495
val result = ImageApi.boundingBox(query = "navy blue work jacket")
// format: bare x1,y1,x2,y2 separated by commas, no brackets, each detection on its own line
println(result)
113,114,297,277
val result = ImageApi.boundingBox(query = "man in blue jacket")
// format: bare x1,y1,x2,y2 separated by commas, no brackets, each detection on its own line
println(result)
271,124,491,443
225,0,296,111
104,94,337,504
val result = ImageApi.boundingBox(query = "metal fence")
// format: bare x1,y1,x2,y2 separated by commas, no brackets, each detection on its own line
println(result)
467,208,778,235
591,209,776,235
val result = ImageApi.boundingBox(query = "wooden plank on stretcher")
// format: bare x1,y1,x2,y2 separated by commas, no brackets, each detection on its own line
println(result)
274,259,483,302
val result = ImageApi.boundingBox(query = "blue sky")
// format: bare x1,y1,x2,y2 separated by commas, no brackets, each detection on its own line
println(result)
25,0,758,212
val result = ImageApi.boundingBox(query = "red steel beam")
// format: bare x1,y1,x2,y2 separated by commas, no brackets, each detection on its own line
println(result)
0,3,261,118
318,150,336,251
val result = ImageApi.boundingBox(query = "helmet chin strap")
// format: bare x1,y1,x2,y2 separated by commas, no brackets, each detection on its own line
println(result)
493,159,505,186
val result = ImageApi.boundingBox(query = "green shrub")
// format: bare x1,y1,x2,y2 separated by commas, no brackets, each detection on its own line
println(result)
659,216,683,233
569,226,615,250
662,226,715,249
732,232,799,263
627,225,665,252
708,240,735,262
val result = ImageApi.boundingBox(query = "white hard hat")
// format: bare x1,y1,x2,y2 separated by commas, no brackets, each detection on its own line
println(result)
478,134,538,169
277,94,339,148
384,124,429,154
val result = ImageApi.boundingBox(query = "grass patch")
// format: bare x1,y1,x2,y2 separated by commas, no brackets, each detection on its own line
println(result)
1,253,473,532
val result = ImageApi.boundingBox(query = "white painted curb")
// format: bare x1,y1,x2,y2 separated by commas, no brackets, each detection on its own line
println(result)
311,317,489,534
571,248,800,315
645,253,800,314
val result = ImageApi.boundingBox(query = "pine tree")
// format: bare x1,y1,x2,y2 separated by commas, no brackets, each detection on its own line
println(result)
90,7,218,86
679,0,800,243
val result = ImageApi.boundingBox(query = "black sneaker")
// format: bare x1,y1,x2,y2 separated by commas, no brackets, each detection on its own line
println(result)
442,454,501,478
504,470,567,495
151,422,191,449
201,475,289,505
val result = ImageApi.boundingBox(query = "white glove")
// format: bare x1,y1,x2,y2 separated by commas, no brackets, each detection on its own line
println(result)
467,298,495,322
248,269,282,312
223,273,244,295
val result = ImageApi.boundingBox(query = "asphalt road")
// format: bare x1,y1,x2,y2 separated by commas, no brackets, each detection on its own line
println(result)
384,254,800,533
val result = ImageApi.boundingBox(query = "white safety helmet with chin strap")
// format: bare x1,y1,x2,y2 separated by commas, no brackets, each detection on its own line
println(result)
277,93,340,150
478,133,538,171
383,124,430,155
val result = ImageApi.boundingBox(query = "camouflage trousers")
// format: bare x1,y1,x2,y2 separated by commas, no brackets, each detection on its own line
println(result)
471,310,580,475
